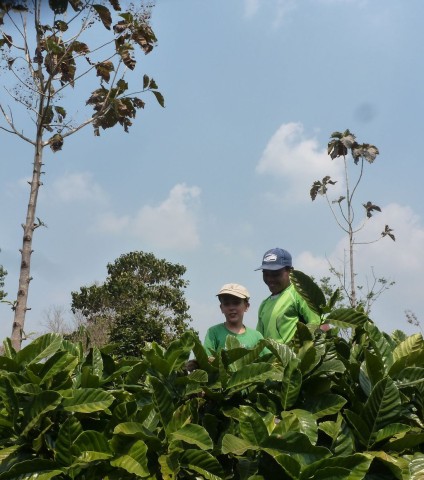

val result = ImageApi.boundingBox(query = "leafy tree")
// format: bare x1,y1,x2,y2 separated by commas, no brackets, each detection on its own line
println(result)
310,130,395,312
0,0,164,350
71,251,193,357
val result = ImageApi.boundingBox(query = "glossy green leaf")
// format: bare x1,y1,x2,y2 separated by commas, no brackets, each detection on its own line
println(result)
263,431,330,465
281,366,302,409
21,390,62,437
238,406,269,445
179,448,225,479
55,416,83,466
363,377,401,448
110,440,149,476
222,434,256,455
62,387,114,413
0,459,62,479
300,453,372,480
326,308,370,328
15,334,63,365
304,394,347,419
374,423,410,444
149,376,174,432
290,270,325,315
170,424,213,450
410,453,424,479
226,363,284,392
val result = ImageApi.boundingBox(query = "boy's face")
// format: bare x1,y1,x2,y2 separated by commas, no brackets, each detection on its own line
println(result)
219,294,249,325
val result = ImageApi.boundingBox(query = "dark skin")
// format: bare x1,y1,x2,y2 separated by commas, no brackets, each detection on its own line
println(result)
262,267,292,295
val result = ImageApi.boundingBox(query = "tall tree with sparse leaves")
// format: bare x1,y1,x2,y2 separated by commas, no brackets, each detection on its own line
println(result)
0,0,164,350
71,251,193,357
310,130,395,312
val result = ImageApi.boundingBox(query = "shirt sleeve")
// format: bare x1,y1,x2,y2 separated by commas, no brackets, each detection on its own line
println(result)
203,328,216,356
256,302,265,335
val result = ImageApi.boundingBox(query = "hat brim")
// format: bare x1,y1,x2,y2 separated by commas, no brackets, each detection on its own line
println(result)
255,264,287,271
217,290,249,299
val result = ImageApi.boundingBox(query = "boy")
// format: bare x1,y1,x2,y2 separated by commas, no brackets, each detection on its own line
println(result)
204,283,264,356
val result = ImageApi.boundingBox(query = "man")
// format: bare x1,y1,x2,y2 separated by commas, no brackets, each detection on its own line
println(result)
255,248,320,342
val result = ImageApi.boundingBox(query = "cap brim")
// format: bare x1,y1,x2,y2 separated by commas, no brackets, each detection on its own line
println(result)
255,264,286,271
217,290,248,298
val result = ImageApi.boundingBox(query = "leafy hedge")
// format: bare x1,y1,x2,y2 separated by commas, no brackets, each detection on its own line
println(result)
0,277,423,478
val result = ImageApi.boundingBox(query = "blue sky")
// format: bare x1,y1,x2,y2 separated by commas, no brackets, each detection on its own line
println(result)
1,0,423,344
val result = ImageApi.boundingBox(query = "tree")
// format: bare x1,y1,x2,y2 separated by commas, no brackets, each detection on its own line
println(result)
71,251,193,357
0,255,6,302
310,130,395,312
0,0,164,350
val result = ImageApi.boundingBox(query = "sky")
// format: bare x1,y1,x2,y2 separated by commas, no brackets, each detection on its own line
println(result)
1,0,424,346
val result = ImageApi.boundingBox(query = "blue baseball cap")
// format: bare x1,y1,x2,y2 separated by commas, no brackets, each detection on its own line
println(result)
255,248,292,271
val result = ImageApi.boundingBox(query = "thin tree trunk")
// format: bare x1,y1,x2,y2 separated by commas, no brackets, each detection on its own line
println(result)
11,135,44,351
11,1,45,351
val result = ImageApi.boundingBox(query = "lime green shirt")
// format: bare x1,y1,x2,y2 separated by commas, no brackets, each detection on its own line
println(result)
203,323,264,356
256,284,320,343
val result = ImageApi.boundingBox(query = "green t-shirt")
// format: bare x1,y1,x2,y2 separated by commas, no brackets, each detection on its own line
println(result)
203,323,264,356
256,283,320,343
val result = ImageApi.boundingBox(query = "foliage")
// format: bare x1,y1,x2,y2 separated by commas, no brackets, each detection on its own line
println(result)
0,258,6,302
71,251,193,357
0,0,164,350
310,130,395,313
0,274,422,479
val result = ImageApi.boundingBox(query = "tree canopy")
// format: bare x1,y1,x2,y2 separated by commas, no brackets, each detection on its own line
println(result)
71,251,193,357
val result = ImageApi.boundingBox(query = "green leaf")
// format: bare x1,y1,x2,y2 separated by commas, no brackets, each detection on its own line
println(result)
326,308,370,328
362,377,401,448
110,440,149,477
38,351,78,384
170,424,213,450
0,459,62,479
55,416,83,466
300,453,372,480
263,431,330,466
409,453,424,479
226,363,284,392
290,270,325,315
22,390,62,437
281,366,302,409
149,376,174,431
238,406,269,446
62,387,114,413
74,430,113,459
15,334,63,365
222,434,256,455
179,449,225,480
281,409,318,445
373,423,410,444
304,394,347,419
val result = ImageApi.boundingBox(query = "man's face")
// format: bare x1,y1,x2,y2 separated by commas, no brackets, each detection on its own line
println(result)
262,268,291,295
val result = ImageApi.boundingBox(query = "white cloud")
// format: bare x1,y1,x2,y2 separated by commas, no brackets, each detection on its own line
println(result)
244,0,260,18
51,172,107,204
95,212,130,234
94,184,202,251
256,122,344,203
